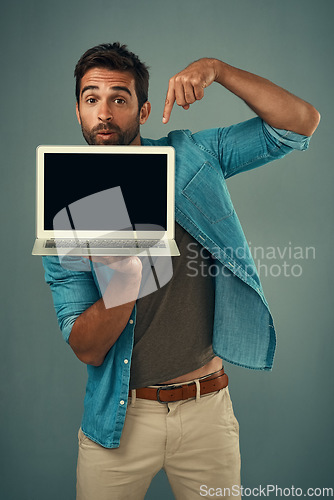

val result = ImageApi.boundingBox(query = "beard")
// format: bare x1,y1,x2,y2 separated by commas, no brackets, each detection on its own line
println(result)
80,119,140,146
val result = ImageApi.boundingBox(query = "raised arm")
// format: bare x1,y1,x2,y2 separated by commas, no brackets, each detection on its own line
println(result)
162,58,320,136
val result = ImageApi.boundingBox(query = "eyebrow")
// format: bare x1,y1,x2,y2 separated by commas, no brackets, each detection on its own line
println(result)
81,85,132,97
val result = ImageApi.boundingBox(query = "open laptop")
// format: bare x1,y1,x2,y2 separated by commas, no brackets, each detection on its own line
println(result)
32,145,180,257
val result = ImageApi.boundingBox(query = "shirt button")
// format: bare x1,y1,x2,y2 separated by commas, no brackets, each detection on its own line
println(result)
120,400,125,405
124,359,129,364
129,319,134,324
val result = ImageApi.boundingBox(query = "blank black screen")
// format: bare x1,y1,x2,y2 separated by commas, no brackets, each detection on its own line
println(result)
44,153,168,231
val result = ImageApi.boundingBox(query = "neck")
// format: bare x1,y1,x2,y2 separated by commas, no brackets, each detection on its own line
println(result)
130,133,142,146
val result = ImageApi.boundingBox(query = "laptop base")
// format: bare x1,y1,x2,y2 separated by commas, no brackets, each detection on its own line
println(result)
32,239,180,257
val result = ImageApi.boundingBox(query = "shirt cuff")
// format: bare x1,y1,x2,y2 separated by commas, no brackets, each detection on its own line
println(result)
263,121,311,151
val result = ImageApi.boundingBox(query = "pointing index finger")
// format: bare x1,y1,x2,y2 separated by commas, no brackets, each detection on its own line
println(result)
163,82,176,124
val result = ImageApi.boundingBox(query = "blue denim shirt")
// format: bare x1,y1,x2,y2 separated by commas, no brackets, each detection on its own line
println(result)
42,117,310,448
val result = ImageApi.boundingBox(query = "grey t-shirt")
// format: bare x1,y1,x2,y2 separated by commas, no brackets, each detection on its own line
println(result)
129,223,216,389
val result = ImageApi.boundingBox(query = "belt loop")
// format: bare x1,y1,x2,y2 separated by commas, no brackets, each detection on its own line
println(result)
195,379,201,402
130,389,136,407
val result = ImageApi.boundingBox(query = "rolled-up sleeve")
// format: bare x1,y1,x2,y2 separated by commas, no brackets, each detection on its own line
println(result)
217,117,312,179
263,121,311,151
42,256,101,344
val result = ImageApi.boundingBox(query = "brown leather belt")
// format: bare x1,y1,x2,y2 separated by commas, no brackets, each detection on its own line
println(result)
129,368,228,403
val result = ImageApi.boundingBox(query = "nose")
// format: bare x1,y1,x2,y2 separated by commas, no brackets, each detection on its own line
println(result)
98,101,113,122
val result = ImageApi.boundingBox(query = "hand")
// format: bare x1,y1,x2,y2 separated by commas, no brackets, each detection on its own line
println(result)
162,58,218,124
84,256,143,276
84,256,143,309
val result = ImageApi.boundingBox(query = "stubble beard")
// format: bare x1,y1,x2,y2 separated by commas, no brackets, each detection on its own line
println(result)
80,118,140,146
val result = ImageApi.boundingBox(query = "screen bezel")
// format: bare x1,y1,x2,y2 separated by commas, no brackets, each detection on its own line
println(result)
36,145,175,240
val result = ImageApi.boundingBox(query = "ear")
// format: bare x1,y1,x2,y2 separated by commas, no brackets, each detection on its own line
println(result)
139,101,151,125
76,102,81,125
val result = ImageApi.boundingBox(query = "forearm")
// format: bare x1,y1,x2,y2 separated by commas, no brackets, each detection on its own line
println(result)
69,296,135,366
212,59,320,136
69,262,141,366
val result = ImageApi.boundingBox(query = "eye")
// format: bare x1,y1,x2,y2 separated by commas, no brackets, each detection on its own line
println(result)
114,98,126,104
86,98,97,104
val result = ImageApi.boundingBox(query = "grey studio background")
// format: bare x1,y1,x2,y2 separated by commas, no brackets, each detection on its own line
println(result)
1,0,333,499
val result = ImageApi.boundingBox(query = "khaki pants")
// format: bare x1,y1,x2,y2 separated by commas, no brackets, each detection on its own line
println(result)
76,386,241,500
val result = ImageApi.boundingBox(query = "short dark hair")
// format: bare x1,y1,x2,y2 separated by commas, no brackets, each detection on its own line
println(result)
74,42,150,110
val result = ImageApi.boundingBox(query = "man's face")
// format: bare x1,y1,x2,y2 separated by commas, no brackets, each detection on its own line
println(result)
76,67,150,146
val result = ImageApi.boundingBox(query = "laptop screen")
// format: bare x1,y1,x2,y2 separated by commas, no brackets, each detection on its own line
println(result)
43,152,168,232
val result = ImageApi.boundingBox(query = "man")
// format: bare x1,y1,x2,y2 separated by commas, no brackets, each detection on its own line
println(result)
43,43,320,500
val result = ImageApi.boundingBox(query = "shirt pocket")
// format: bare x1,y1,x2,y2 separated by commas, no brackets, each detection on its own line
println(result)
181,161,234,223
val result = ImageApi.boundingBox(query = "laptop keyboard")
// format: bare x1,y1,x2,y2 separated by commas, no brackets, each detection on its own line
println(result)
45,239,166,249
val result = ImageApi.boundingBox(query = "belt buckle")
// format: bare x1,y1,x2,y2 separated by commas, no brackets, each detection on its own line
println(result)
156,384,178,404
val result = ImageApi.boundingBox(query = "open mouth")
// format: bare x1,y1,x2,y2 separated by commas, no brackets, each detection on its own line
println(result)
96,132,118,140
